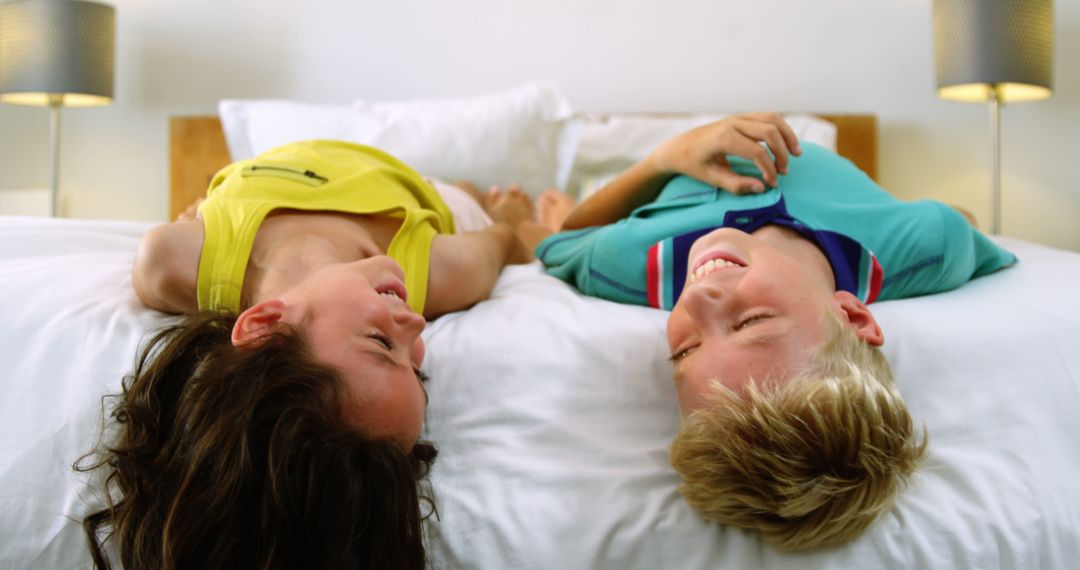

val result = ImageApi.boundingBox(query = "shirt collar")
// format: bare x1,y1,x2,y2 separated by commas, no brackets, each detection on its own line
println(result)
646,195,882,309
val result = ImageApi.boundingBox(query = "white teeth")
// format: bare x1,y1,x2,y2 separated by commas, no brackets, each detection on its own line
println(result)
380,290,401,299
691,258,743,282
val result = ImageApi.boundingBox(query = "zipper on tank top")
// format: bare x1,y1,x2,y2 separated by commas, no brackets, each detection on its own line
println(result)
241,164,329,186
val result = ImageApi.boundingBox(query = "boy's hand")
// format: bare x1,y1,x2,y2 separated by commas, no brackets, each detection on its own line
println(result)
652,112,802,194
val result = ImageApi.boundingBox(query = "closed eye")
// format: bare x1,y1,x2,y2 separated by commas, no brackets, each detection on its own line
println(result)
669,344,698,363
735,314,772,331
670,315,774,362
415,369,430,404
370,333,393,351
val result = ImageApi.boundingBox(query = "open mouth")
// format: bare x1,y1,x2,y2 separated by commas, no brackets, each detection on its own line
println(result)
376,281,408,303
689,253,747,283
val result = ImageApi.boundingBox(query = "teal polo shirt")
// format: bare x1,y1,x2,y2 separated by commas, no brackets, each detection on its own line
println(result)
537,143,1016,310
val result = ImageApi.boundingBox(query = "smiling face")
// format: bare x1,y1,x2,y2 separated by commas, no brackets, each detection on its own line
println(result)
667,225,860,415
236,255,429,447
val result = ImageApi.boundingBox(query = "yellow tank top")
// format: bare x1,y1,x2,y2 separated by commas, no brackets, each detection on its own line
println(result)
196,140,455,314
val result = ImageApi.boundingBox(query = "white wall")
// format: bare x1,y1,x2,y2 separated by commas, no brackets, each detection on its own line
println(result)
1,0,1077,251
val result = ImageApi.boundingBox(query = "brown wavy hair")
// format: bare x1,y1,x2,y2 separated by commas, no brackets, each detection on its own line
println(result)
76,312,438,569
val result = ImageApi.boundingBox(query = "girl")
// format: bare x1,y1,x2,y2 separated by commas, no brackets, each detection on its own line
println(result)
79,140,539,569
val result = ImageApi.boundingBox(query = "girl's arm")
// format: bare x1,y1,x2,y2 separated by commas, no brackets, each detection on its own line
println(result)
132,219,203,314
561,112,803,230
422,223,529,319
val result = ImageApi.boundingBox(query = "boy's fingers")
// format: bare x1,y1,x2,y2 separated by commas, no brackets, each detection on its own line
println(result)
734,121,790,178
706,169,765,195
776,118,801,156
723,134,778,187
741,112,801,156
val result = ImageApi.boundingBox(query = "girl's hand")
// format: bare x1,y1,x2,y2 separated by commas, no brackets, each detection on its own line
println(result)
652,112,802,194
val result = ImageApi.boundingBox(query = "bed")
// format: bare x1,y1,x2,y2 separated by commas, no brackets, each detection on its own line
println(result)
2,83,1078,569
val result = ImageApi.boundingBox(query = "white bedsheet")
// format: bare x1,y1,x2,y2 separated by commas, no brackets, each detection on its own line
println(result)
1,216,1078,569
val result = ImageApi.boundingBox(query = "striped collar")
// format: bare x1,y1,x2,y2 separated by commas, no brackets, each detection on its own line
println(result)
645,196,882,310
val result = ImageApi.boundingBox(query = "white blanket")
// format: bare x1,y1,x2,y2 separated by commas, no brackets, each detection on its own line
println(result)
1,216,1078,569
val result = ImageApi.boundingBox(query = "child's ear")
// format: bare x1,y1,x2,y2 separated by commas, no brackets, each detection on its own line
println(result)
832,291,885,346
232,299,289,348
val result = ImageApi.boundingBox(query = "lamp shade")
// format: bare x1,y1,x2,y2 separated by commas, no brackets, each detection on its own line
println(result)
0,0,115,107
934,0,1053,103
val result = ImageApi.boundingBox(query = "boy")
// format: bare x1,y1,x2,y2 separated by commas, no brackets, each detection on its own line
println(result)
531,113,1016,550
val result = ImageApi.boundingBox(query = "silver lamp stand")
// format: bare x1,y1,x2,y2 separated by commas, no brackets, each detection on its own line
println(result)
988,87,1000,236
933,0,1054,236
49,94,63,217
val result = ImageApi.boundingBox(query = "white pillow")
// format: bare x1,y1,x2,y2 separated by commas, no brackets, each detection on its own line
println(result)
569,113,838,198
219,82,582,196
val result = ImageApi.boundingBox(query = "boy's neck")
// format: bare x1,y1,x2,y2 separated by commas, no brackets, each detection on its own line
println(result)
752,224,837,292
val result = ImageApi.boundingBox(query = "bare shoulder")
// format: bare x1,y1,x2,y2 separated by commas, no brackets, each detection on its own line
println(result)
132,220,204,313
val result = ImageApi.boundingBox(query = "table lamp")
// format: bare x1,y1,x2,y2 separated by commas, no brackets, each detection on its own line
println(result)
0,0,115,217
933,0,1054,235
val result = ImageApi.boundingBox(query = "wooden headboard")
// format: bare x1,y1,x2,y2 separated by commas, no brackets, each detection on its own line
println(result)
169,114,877,221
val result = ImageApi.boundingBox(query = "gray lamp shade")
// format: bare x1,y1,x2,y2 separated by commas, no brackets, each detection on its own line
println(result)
934,0,1053,103
0,0,115,107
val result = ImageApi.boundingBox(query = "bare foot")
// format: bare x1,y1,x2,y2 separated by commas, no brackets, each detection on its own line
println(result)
536,189,576,232
484,184,535,227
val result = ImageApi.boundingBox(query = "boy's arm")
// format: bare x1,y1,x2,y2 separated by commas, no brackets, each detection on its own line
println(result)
559,153,677,230
562,112,802,230
422,223,530,319
950,204,978,226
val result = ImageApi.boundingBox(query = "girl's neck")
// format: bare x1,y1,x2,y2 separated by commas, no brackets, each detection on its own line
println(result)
242,211,390,306
245,235,346,305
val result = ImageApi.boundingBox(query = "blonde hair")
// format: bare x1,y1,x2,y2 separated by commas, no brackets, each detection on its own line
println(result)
668,311,927,550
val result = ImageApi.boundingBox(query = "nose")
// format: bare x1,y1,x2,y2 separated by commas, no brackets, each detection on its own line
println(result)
681,282,730,331
396,309,427,367
393,308,427,339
